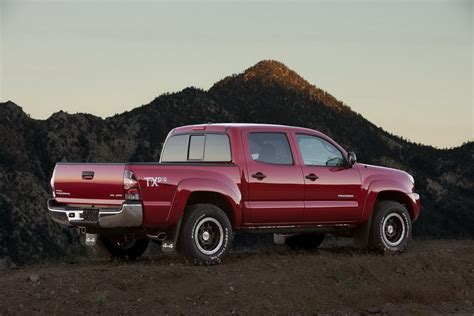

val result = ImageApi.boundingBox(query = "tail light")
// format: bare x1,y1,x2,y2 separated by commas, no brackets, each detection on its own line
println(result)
125,189,141,201
124,170,141,200
50,166,57,197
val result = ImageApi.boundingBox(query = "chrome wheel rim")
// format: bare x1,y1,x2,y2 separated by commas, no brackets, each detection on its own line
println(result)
194,217,224,255
382,213,406,247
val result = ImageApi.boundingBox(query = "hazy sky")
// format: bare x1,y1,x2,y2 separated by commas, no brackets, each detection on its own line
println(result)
1,0,472,148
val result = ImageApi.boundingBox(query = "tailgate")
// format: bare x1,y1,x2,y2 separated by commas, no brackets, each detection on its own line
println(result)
52,163,126,205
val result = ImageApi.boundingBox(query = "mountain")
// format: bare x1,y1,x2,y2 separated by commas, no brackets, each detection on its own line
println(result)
1,60,473,264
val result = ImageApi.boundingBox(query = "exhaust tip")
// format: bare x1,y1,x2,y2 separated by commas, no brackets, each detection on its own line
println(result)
147,232,167,241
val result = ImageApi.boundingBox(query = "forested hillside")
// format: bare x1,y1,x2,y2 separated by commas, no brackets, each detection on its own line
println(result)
1,60,472,264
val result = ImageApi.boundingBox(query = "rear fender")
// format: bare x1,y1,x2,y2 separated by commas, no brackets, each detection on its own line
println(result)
166,178,242,227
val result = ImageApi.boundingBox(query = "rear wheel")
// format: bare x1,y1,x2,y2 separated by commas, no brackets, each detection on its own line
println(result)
286,234,325,250
178,204,233,265
98,235,149,260
369,201,411,253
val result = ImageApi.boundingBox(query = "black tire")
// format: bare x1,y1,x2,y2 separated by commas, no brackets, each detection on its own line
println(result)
98,235,149,260
286,234,325,250
178,204,233,265
369,201,411,253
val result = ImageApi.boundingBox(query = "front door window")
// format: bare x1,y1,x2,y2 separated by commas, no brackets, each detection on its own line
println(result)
296,134,344,167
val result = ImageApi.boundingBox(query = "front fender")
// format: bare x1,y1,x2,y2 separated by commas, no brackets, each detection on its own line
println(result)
166,178,242,227
361,179,413,222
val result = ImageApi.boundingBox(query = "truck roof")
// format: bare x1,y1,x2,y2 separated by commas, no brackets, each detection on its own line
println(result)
172,123,328,138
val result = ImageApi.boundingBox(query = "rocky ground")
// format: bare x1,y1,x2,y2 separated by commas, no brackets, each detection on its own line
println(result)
0,239,473,315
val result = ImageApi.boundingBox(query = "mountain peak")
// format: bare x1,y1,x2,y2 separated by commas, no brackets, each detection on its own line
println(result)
211,60,346,110
1,100,21,110
242,60,311,89
244,60,292,76
0,100,28,118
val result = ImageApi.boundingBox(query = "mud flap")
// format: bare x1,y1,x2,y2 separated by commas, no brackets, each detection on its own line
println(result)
273,234,286,245
353,218,372,249
80,233,98,247
161,242,175,252
161,218,182,253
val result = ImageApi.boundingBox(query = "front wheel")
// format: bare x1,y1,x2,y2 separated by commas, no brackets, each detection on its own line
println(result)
369,201,411,253
178,204,233,265
98,235,149,260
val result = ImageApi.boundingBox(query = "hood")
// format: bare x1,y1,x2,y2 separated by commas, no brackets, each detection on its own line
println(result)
356,163,415,185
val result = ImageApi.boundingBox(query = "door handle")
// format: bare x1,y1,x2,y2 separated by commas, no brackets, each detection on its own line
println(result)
305,173,319,181
252,172,266,180
82,171,95,180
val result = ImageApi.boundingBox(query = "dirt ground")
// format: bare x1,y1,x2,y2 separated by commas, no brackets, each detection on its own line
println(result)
0,239,473,315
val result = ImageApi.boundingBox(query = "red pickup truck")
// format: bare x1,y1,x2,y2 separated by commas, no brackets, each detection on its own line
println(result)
48,123,420,264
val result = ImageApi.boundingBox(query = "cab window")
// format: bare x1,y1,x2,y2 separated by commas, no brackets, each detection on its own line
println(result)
248,132,293,165
296,134,344,167
160,134,189,162
160,133,231,162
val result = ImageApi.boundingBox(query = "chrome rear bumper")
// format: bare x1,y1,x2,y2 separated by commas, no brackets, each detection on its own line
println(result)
47,199,143,228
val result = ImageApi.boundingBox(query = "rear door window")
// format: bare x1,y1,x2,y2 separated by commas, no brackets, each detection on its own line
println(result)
204,133,232,161
248,132,293,165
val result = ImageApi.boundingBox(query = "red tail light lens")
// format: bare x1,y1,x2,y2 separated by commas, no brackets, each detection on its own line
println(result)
124,170,138,190
50,166,57,197
125,188,141,201
124,170,141,200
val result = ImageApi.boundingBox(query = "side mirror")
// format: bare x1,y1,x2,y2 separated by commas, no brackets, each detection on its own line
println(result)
347,151,357,167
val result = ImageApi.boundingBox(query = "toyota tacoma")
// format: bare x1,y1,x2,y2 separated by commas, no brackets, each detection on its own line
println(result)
48,123,420,264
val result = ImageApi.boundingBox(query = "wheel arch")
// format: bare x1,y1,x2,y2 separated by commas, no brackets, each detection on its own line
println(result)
166,178,242,228
362,179,416,222
376,190,416,221
185,191,236,226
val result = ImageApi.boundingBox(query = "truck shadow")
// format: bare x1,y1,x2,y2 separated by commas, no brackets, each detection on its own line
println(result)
79,237,376,267
133,244,374,266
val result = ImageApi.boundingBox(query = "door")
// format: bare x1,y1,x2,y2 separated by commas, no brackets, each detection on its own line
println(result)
294,133,363,223
243,131,305,224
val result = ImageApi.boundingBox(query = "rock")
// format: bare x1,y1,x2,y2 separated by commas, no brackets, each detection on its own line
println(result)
28,273,40,283
366,306,381,314
426,178,446,198
66,258,79,265
269,263,281,269
0,257,9,270
0,256,16,270
9,260,18,269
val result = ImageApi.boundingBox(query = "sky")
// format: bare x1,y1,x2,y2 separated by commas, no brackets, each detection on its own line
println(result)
0,0,472,148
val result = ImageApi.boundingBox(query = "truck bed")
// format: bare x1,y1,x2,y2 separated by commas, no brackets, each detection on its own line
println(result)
50,162,241,229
